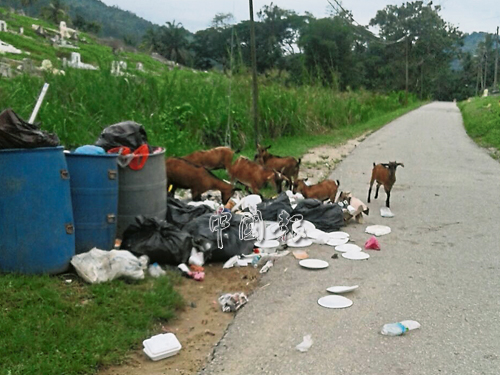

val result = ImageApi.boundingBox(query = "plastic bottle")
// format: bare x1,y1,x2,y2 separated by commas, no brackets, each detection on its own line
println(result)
381,320,421,336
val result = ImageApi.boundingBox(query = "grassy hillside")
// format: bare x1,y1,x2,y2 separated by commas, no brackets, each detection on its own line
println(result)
0,0,157,44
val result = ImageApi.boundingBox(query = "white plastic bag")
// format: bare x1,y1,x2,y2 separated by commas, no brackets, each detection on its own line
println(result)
71,248,148,284
296,334,313,352
148,263,167,278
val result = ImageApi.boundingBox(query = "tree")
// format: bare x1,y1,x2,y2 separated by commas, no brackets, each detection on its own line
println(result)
20,0,38,6
73,14,101,34
369,1,462,100
41,0,69,25
158,20,190,65
298,16,358,88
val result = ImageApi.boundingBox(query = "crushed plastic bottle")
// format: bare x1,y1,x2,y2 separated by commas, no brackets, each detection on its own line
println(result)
381,320,421,336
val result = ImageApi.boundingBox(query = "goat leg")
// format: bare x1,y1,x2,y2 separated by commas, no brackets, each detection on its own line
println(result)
374,183,380,199
367,181,373,203
385,188,390,208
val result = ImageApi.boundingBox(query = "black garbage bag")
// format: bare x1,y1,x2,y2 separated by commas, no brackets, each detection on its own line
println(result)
292,199,344,232
120,216,193,265
95,121,148,151
0,108,60,149
182,213,254,262
256,192,293,221
166,197,214,229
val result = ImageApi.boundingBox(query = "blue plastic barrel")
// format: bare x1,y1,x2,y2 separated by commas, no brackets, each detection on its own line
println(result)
65,153,118,254
0,146,75,274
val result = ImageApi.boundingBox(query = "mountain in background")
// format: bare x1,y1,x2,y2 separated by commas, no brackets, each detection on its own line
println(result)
462,32,487,55
0,0,158,45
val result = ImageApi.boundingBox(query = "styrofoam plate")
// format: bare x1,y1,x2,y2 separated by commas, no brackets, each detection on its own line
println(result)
326,231,350,239
365,225,391,236
318,295,353,309
264,223,286,240
326,285,359,294
287,237,313,248
342,251,370,260
335,243,362,253
299,259,329,269
305,228,326,239
326,237,350,247
255,239,280,249
292,220,316,234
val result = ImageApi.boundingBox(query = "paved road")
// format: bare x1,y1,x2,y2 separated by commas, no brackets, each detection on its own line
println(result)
200,102,500,375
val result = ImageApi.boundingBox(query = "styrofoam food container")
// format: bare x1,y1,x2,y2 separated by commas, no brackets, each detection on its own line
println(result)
143,333,182,361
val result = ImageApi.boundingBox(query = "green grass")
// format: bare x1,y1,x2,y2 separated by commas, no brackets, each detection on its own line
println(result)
0,273,183,375
458,96,500,156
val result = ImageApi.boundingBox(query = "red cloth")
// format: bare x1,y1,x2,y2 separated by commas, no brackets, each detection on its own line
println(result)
364,236,381,250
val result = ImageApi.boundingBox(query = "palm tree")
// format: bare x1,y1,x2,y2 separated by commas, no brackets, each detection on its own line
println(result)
159,20,190,64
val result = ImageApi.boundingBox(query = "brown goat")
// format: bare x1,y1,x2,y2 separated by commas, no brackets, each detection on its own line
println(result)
254,144,301,190
182,146,238,172
367,161,404,208
293,178,340,202
229,156,287,195
166,157,238,204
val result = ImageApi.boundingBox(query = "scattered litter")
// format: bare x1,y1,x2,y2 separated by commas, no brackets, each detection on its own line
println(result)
260,260,274,273
71,248,148,284
287,237,313,248
148,263,166,278
189,265,204,273
264,222,286,240
317,295,353,309
331,253,339,259
364,236,381,250
298,259,329,269
335,243,362,253
381,320,421,336
326,237,350,247
293,250,309,260
188,248,205,266
218,292,248,312
254,239,280,251
204,330,216,336
327,231,350,239
178,263,205,281
342,251,370,260
260,283,271,289
365,225,391,236
143,333,182,361
295,334,313,352
326,285,359,294
380,206,394,218
223,255,239,269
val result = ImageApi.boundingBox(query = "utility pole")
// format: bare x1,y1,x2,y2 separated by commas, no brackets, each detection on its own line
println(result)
405,35,409,105
249,0,259,148
494,26,499,90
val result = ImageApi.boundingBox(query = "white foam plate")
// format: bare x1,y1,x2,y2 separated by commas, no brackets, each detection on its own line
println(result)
305,228,326,240
326,237,350,247
264,223,286,240
335,243,362,253
365,225,391,236
342,251,370,260
299,259,329,269
326,231,350,239
318,295,353,309
254,239,280,249
287,237,313,248
292,220,316,235
326,285,359,294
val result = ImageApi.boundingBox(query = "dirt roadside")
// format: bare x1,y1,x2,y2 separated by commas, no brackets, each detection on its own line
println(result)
98,133,368,375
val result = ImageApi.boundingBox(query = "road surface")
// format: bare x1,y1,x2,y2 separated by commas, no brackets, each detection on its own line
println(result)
200,102,500,375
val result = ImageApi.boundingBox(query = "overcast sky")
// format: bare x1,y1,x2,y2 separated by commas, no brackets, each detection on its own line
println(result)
100,0,500,35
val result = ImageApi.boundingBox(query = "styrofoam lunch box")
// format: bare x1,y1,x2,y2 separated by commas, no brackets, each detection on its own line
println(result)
143,333,182,361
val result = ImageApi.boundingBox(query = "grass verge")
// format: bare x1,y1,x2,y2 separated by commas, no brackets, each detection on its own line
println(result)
0,273,183,375
458,96,500,158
